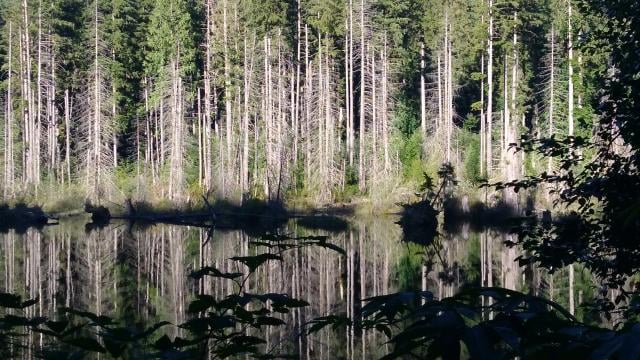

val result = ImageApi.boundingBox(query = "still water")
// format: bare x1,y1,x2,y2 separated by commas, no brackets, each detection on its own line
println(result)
0,216,603,358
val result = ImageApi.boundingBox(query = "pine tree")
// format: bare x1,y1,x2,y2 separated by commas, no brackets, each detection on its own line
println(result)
145,0,196,202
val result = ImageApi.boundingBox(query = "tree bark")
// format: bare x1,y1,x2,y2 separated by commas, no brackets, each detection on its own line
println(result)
486,0,494,178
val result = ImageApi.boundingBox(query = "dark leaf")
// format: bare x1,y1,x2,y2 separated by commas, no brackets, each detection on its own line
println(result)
230,253,283,272
64,337,107,353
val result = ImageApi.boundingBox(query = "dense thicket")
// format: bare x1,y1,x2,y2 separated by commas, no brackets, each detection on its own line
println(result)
0,0,606,206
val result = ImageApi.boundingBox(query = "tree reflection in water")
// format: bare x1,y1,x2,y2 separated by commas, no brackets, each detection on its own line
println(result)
0,214,614,358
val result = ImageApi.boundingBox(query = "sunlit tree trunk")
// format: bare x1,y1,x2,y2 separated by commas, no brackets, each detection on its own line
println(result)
480,51,485,176
437,53,443,134
568,0,574,137
83,0,113,201
242,33,255,196
486,0,494,177
4,22,14,198
223,0,233,190
381,35,390,171
64,89,71,184
203,0,214,191
348,0,355,167
420,42,426,136
358,0,366,191
548,26,555,177
446,14,453,163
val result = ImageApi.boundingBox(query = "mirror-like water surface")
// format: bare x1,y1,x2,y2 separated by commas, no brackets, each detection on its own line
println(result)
0,217,607,358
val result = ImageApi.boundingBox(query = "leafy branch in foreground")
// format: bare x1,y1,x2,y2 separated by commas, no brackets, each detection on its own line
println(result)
307,287,640,359
0,233,346,359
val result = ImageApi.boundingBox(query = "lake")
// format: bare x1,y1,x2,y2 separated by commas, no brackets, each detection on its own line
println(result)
0,215,605,359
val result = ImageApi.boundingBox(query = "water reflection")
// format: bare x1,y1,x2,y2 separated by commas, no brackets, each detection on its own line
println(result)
0,216,605,358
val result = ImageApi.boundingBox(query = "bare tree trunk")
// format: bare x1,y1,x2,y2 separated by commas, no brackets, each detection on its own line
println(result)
548,26,555,177
382,35,389,171
242,33,255,196
372,46,378,177
569,264,575,315
318,33,325,180
567,2,576,316
22,0,38,189
90,0,104,199
480,51,485,176
37,0,43,188
48,34,59,179
203,0,214,190
324,44,333,189
294,2,301,168
568,1,574,137
304,25,311,182
505,12,520,208
511,13,519,182
486,0,494,177
64,90,71,184
446,17,453,163
437,53,443,134
223,0,233,186
358,0,366,192
4,22,14,197
503,56,509,157
420,42,426,136
348,0,355,167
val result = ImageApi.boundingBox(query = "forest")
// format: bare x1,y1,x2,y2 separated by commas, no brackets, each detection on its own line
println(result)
2,0,640,358
0,0,604,210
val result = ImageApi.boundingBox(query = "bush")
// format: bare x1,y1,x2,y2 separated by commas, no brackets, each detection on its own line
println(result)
463,134,482,184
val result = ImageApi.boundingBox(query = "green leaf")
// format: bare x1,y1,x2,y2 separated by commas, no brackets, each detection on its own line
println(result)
190,267,243,280
230,253,283,272
103,337,126,358
187,295,217,313
136,321,171,340
64,337,107,353
180,318,210,333
153,334,173,351
61,308,113,326
375,324,393,338
315,240,347,255
255,316,286,327
306,315,351,335
0,293,37,309
46,320,69,334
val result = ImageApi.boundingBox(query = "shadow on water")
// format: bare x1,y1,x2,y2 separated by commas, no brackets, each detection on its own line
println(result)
0,203,56,233
0,208,629,359
396,195,537,246
443,197,524,233
397,200,438,245
295,215,350,233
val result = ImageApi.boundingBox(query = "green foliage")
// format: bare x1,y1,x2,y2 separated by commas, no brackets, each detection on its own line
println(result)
107,0,149,148
305,0,344,37
244,0,291,36
393,97,420,138
0,233,346,358
309,287,640,359
398,132,423,182
332,165,360,203
463,138,481,184
460,117,482,184
145,0,196,79
396,244,424,291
